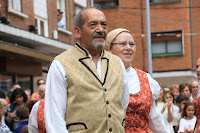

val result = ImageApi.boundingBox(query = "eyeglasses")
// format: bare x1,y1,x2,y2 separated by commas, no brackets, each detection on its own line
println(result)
38,83,45,85
111,42,136,47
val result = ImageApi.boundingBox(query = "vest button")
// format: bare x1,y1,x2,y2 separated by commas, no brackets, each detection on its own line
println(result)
135,125,138,128
129,124,133,127
136,111,139,114
109,128,112,132
106,101,109,104
130,110,134,113
104,88,107,92
108,114,111,118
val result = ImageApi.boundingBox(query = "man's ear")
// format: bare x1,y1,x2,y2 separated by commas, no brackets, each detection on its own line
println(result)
74,26,81,39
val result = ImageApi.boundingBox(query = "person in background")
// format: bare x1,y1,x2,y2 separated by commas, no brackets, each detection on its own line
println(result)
193,57,200,133
164,87,170,93
170,84,180,114
196,58,200,82
31,79,45,102
107,28,168,133
57,9,65,28
172,95,189,133
190,80,199,101
14,106,29,133
44,8,129,133
159,91,174,133
28,85,46,133
6,89,27,132
6,84,21,104
179,83,192,101
0,98,8,123
38,85,45,100
178,102,196,133
0,99,11,133
24,90,30,103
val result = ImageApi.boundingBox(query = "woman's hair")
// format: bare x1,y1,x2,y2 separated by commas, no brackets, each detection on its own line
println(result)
179,82,192,94
170,84,179,92
10,88,27,103
0,98,8,109
182,102,195,117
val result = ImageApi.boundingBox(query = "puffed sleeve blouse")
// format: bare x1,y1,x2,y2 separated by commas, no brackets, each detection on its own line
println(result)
126,67,169,133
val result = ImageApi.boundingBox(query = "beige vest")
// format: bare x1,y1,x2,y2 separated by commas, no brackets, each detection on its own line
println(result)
56,44,125,133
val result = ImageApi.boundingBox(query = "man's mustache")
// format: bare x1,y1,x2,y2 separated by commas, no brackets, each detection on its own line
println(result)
93,32,106,39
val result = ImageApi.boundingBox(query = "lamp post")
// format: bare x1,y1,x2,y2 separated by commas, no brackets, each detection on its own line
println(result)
146,0,153,76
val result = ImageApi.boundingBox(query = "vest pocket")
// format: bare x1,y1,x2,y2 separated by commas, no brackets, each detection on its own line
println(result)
67,122,87,132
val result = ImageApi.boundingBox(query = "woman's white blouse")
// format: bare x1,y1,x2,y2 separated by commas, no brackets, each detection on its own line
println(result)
126,67,169,133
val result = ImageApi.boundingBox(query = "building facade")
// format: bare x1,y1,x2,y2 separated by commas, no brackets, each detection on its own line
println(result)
0,0,90,94
94,0,200,86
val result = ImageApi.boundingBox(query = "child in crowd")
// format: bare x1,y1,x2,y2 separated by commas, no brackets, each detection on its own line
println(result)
178,102,196,133
14,107,29,133
172,95,189,132
0,98,11,133
170,84,180,114
164,91,174,133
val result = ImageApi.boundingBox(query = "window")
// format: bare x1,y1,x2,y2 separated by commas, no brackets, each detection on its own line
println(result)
57,0,66,29
94,0,119,9
34,0,48,37
8,0,28,18
74,0,87,16
35,17,48,37
9,0,21,12
151,30,183,57
150,0,181,3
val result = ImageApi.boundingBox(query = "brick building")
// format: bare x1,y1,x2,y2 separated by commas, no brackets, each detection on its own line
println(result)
94,0,200,86
0,0,91,94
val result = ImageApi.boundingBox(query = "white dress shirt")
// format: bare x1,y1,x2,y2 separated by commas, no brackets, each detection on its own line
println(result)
127,67,169,133
28,101,40,133
44,56,129,133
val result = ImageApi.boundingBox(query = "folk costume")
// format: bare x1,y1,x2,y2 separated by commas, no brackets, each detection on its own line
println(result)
28,99,46,133
193,88,200,133
125,67,168,133
106,28,168,133
44,44,129,133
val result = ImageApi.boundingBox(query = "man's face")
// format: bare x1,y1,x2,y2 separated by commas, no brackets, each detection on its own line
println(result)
191,81,199,97
196,58,200,81
110,32,136,69
76,9,107,51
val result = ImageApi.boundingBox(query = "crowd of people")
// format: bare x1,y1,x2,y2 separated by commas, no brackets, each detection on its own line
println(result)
156,81,199,133
1,7,200,133
0,79,46,133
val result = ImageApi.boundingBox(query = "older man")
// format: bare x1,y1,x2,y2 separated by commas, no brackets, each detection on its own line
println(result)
44,7,129,133
190,80,199,101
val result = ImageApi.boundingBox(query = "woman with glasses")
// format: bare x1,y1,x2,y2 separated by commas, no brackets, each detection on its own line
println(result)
106,28,168,133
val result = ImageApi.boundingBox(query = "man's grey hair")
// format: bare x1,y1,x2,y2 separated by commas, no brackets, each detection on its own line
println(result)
74,7,102,29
